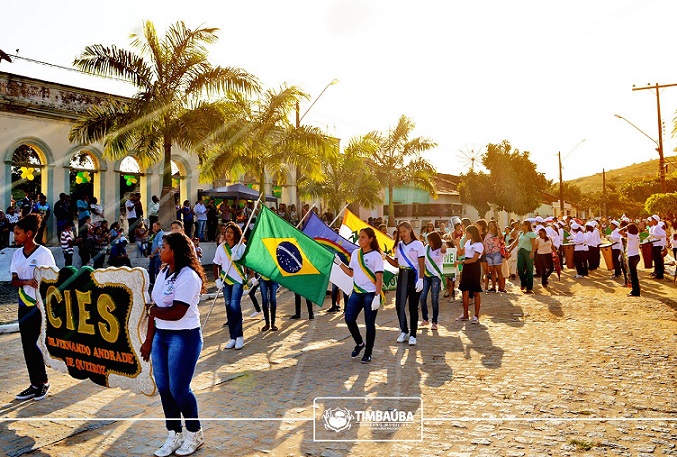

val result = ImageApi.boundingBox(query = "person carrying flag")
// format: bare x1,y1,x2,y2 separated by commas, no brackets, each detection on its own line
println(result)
385,221,426,346
213,222,247,350
335,227,383,363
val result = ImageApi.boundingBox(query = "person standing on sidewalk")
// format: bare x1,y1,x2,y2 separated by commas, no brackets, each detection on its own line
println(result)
456,225,484,323
193,199,208,241
335,227,383,364
148,222,165,288
648,214,666,280
148,195,160,228
508,220,538,293
141,232,206,456
11,214,56,401
621,223,641,297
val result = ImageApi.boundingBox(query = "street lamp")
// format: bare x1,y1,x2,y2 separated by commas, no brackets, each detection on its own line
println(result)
558,139,586,217
294,78,339,210
614,113,664,192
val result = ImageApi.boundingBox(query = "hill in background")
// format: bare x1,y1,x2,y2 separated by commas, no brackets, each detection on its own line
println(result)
566,154,677,194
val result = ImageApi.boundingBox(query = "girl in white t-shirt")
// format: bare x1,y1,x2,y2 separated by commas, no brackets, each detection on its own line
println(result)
11,214,56,402
419,231,446,330
336,227,383,364
385,221,426,346
620,223,641,297
212,222,247,350
456,225,484,324
141,232,207,456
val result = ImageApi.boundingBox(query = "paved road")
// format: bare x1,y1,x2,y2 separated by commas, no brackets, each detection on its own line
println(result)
0,268,675,456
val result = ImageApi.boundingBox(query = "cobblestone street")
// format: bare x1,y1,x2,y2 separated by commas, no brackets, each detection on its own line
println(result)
1,268,675,456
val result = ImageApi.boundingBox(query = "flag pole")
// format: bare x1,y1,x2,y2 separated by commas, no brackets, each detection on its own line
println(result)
202,195,263,328
296,202,317,229
330,203,349,227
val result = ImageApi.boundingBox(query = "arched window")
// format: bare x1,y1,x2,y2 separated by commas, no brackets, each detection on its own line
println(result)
69,151,98,202
11,145,43,201
119,156,141,212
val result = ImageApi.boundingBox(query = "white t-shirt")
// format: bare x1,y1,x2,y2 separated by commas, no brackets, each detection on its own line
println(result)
194,203,208,221
671,237,677,249
464,240,484,259
649,223,666,247
125,199,137,219
423,246,445,279
212,242,246,284
394,239,425,276
349,249,384,293
546,226,560,248
609,228,622,250
573,231,589,251
151,267,202,330
536,237,553,255
626,233,640,257
11,245,56,304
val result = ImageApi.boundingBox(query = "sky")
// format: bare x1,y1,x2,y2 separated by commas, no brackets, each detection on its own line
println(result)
3,0,677,183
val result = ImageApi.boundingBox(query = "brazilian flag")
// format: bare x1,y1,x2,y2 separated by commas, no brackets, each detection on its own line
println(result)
238,206,334,305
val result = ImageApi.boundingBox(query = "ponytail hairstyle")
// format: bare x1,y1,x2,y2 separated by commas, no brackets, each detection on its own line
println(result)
15,213,41,235
427,231,442,251
360,227,381,253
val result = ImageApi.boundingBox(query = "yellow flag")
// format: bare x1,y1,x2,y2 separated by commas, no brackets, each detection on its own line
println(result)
340,209,395,256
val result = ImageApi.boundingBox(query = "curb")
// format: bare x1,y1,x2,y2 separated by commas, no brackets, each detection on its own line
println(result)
0,322,19,334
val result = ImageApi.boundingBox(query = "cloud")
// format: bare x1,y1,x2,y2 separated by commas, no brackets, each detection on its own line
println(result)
325,0,383,35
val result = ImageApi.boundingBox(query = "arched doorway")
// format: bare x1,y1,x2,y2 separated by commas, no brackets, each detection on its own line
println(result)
11,144,44,205
171,159,185,213
119,156,142,225
69,151,98,203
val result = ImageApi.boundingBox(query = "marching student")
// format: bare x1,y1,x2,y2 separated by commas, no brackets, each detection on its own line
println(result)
385,221,425,346
11,214,56,401
419,231,446,330
648,215,666,279
213,222,247,349
620,223,641,296
535,228,557,287
335,227,384,363
456,225,484,323
571,222,589,278
608,220,623,279
142,232,207,456
585,222,601,271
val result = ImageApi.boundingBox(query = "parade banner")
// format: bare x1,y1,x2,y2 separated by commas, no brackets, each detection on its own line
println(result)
239,206,334,305
34,266,155,396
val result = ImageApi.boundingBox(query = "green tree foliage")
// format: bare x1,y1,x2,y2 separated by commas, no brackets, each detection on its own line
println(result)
69,20,259,228
546,181,584,205
459,140,547,217
354,115,437,225
457,171,493,218
200,85,333,196
620,172,677,204
300,137,383,218
645,192,677,216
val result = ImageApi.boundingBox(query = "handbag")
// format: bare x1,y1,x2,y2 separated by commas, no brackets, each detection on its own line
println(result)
500,241,509,259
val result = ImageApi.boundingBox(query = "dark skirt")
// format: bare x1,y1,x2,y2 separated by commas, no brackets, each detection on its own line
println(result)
459,261,483,292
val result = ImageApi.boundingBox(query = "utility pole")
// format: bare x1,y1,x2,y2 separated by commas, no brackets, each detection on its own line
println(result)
602,168,607,218
558,151,564,217
632,82,677,193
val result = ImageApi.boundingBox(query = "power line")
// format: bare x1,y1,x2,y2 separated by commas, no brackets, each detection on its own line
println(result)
7,53,134,85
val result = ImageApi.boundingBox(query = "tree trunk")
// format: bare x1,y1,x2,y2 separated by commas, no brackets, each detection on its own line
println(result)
388,185,395,228
159,136,176,231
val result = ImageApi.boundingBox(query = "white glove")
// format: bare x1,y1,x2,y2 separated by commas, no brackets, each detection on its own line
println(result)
215,278,224,290
415,278,423,292
371,295,381,311
249,277,259,287
334,253,343,265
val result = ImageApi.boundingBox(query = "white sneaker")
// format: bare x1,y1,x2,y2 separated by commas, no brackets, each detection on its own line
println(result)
175,429,204,456
408,336,417,346
234,336,244,350
225,339,236,349
396,332,409,343
249,311,262,318
574,275,583,279
154,430,183,457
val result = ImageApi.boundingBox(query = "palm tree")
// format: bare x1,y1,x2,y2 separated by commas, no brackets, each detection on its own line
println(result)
300,136,383,220
68,20,259,228
200,85,333,199
354,115,437,226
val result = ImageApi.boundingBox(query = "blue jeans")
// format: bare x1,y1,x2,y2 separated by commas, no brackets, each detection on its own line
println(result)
152,327,202,433
419,276,441,323
223,283,244,339
148,254,161,285
345,292,378,357
196,220,206,241
259,280,279,326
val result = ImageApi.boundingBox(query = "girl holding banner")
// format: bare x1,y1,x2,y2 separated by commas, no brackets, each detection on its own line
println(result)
142,232,207,456
385,221,426,346
11,214,56,401
335,227,383,363
212,222,247,350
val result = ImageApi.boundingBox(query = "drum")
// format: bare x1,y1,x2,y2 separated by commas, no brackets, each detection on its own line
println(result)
600,243,614,270
562,243,575,269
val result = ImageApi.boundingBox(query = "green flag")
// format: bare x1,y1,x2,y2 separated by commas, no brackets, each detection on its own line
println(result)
238,206,333,305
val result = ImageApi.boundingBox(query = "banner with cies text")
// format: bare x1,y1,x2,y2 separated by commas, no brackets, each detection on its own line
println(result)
34,266,155,396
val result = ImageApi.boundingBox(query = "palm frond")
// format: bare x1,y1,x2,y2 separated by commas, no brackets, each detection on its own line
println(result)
73,44,153,88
